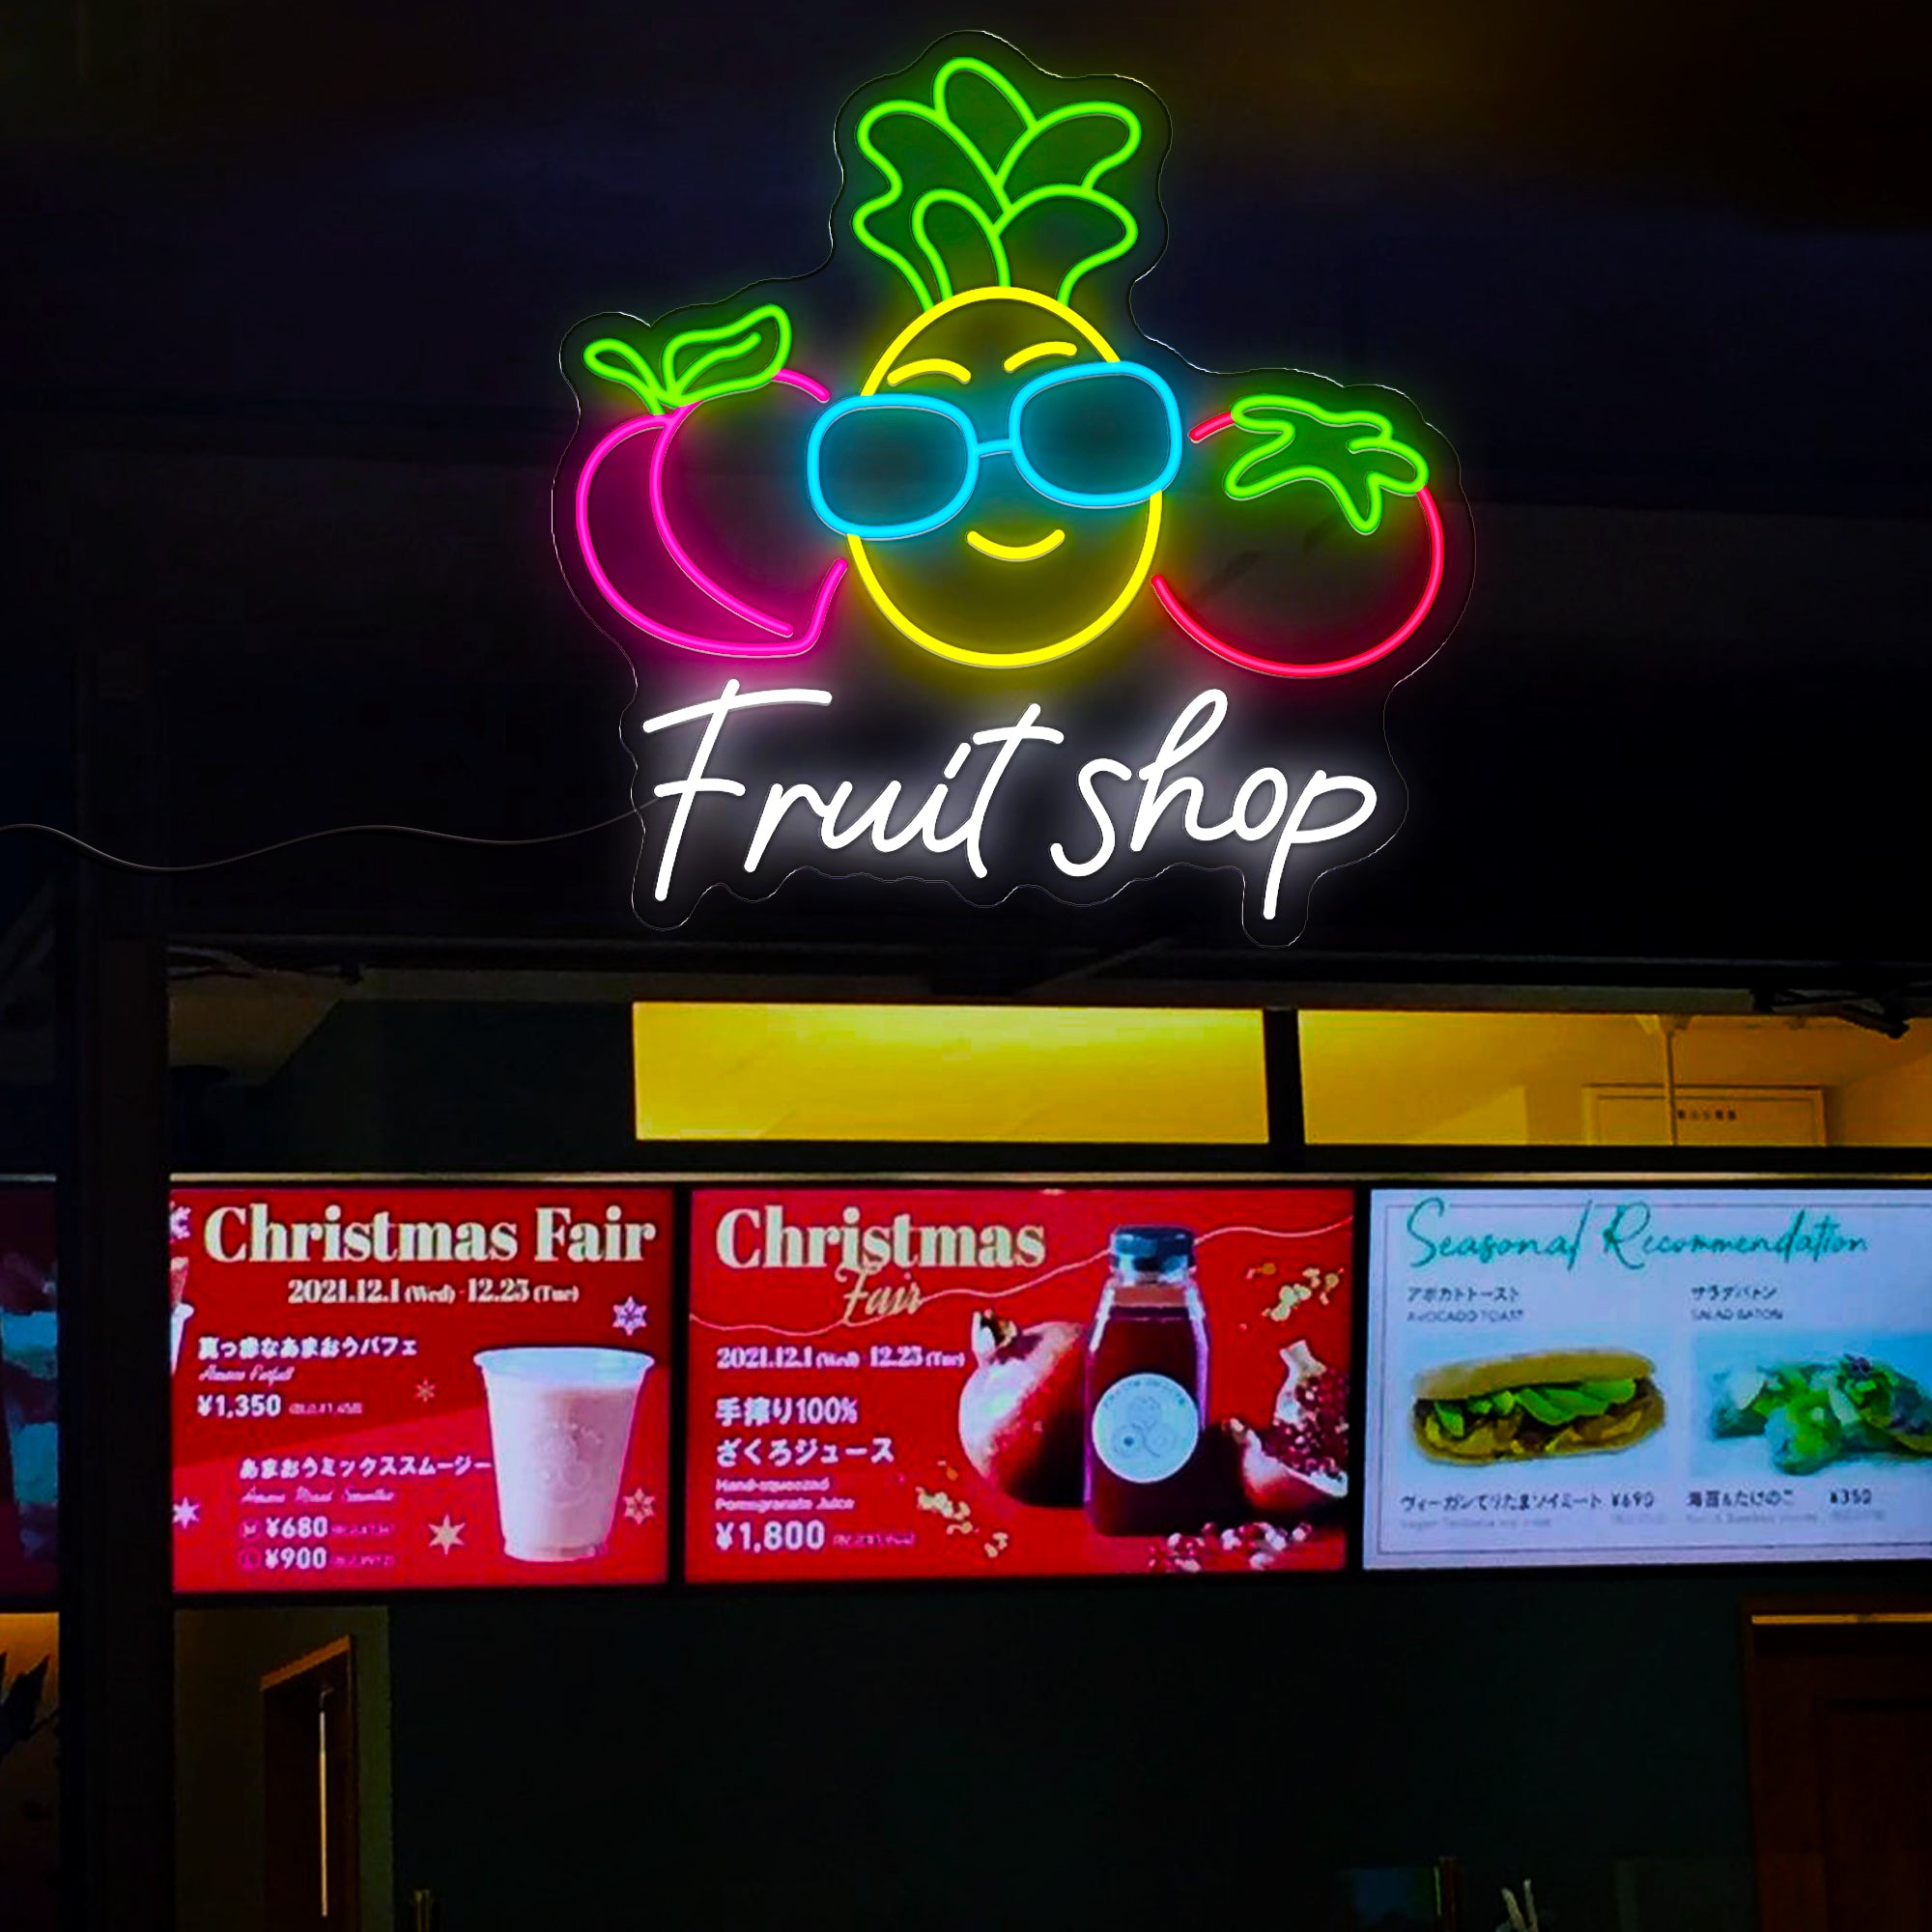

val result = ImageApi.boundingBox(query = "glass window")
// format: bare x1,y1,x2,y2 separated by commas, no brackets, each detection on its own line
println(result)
633,1003,1269,1144
1300,1010,1932,1147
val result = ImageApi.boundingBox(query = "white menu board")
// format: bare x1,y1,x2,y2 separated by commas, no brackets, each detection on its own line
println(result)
1364,1187,1932,1568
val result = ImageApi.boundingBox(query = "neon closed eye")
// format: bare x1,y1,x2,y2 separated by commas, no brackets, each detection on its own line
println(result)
1003,341,1077,372
887,358,971,386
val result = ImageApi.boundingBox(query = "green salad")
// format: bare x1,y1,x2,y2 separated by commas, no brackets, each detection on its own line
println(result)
1710,1354,1932,1475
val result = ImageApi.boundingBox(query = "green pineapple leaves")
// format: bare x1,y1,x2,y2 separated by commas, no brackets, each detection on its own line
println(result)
852,55,1144,313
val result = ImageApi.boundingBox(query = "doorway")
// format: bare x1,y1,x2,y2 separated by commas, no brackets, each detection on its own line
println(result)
1745,1605,1932,1932
263,1637,360,1932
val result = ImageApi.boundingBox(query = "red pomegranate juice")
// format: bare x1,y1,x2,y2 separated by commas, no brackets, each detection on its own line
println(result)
1084,1227,1209,1536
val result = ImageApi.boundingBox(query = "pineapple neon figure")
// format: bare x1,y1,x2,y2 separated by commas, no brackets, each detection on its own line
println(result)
562,40,1460,682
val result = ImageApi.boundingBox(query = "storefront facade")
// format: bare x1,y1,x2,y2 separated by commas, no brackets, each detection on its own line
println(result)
6,17,1931,1932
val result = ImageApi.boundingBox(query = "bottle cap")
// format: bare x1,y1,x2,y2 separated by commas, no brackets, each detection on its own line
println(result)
1110,1226,1194,1272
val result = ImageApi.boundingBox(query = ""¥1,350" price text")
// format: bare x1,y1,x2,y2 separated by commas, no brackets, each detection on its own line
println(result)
198,1391,282,1420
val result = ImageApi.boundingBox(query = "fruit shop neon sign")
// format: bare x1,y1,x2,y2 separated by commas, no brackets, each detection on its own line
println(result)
555,35,1471,942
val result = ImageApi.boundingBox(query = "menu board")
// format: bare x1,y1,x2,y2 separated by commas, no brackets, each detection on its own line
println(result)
686,1187,1354,1582
0,1187,57,1601
172,1187,672,1592
1365,1187,1932,1568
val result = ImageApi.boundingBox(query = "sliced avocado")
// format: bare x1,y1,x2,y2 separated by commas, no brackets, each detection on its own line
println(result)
1514,1385,1575,1427
1577,1378,1637,1406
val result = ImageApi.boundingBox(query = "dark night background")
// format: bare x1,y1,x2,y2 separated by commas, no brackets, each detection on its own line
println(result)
6,0,1930,983
5,3,1930,1927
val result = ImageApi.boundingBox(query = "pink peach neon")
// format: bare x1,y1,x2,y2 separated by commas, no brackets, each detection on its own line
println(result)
1151,487,1446,680
574,369,845,659
647,405,790,635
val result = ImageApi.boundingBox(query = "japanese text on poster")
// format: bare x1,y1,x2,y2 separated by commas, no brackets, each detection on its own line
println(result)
171,1187,672,1591
1364,1187,1932,1568
687,1187,1354,1582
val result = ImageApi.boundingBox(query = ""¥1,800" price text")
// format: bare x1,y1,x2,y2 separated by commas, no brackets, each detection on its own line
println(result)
713,1520,828,1555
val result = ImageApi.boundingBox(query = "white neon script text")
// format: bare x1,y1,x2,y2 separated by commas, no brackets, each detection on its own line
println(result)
746,703,1064,880
641,680,833,902
1051,689,1377,919
637,683,1378,921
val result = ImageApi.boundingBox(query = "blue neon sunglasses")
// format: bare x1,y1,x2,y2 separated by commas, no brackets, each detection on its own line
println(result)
806,359,1183,541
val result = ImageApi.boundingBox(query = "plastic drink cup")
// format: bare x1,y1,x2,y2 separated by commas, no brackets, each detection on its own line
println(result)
474,1347,652,1562
170,1257,192,1373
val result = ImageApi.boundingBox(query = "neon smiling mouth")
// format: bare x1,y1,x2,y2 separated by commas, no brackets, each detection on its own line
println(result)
966,527,1065,562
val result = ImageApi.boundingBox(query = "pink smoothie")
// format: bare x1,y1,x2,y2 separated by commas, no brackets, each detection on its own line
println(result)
474,1347,652,1562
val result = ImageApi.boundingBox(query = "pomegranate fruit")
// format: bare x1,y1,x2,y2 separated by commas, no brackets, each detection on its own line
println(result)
1147,1519,1314,1573
956,1310,1086,1506
1223,1341,1350,1521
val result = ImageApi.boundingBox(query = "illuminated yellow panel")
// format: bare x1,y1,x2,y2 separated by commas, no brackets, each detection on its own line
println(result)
634,1005,1267,1143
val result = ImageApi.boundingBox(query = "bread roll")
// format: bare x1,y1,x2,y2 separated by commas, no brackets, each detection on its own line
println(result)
1413,1349,1655,1404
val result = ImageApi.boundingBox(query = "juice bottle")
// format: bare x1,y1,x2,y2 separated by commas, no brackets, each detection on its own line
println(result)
1084,1226,1209,1535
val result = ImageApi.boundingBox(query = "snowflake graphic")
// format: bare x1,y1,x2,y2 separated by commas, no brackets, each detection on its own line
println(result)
172,1497,200,1529
413,1379,437,1403
427,1515,466,1554
611,1297,648,1337
623,1489,656,1525
170,1204,192,1243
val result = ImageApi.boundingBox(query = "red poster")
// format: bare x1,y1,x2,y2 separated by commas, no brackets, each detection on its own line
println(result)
686,1187,1354,1582
0,1186,58,1602
171,1187,671,1592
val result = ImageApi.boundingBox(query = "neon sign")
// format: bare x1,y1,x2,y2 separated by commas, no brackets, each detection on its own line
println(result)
555,34,1471,941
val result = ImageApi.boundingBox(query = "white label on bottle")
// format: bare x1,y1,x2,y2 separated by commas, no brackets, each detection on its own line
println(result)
1090,1373,1200,1485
